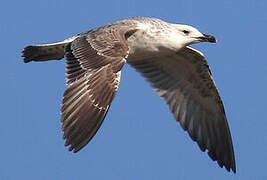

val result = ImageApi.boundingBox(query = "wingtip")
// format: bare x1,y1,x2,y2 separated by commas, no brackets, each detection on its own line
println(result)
65,141,75,152
218,158,236,173
232,168,236,174
226,165,236,174
206,144,236,173
66,143,81,153
63,136,83,153
231,163,237,173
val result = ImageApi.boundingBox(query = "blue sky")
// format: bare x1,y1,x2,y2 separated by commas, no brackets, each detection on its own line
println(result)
1,0,267,179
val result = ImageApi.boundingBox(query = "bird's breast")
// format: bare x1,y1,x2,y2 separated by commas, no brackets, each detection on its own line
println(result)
126,30,176,61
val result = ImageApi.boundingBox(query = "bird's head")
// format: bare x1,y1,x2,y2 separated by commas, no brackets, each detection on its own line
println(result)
173,24,217,46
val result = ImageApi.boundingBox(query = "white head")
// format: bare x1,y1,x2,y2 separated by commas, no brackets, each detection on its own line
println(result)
171,24,217,46
126,20,217,59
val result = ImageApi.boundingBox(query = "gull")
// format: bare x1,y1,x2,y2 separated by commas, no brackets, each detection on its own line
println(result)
22,17,236,172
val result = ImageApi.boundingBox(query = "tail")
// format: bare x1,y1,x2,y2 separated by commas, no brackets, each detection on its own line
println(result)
22,36,77,63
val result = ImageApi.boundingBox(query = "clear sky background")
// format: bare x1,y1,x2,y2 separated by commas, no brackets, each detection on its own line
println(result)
1,0,267,179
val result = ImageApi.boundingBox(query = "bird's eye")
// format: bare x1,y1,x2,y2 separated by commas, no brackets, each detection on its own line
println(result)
182,30,190,35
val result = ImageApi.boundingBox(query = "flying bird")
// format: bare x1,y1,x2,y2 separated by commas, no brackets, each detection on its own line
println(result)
22,17,236,172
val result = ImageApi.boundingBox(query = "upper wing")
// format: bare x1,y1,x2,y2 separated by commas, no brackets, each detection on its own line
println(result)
62,26,137,153
128,46,236,172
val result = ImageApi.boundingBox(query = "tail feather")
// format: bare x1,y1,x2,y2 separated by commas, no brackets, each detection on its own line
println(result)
22,44,65,63
22,36,78,63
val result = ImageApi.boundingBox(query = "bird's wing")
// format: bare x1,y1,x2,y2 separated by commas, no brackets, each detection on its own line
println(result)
62,26,137,152
128,46,236,172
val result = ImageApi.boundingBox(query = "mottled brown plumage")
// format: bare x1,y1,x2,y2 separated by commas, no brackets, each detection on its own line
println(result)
22,17,236,173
